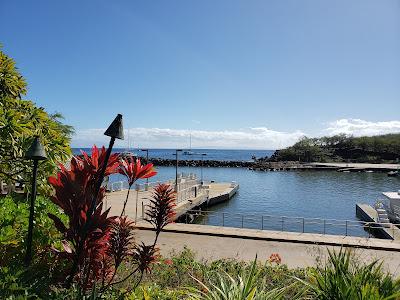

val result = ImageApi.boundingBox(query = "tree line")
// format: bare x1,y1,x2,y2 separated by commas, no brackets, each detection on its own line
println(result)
269,134,400,163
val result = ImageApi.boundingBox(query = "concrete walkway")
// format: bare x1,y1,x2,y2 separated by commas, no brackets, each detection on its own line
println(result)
136,224,400,275
308,162,400,170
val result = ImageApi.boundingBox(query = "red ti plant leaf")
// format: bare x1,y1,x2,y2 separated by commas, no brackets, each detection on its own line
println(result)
132,242,160,274
47,146,121,288
118,155,157,216
145,184,176,236
118,156,157,186
79,145,121,178
107,216,136,270
47,213,68,234
47,145,169,292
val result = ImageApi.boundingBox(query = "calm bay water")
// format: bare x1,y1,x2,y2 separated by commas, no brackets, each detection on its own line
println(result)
73,148,400,237
126,166,399,237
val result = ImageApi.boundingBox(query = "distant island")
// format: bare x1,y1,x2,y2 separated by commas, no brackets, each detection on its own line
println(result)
266,133,400,163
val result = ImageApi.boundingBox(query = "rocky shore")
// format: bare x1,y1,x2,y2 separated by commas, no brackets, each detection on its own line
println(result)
144,158,253,168
139,157,304,170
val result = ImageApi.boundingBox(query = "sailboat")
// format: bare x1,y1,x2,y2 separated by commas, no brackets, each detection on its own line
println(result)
121,128,137,159
183,133,194,155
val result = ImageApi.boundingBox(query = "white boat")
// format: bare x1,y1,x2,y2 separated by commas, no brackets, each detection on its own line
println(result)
375,191,400,223
121,129,137,157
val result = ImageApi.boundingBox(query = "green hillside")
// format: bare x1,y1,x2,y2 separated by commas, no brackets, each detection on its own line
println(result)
269,133,400,163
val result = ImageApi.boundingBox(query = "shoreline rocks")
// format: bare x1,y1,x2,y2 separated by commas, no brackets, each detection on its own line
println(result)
144,158,254,168
141,157,304,170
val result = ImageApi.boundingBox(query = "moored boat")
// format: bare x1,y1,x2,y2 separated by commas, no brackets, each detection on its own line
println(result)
388,171,399,177
375,191,400,223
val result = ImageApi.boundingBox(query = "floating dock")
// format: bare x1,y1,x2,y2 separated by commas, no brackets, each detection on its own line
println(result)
356,203,400,240
174,182,239,220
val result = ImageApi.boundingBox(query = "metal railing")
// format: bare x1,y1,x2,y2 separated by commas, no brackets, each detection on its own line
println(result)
176,184,207,203
107,180,173,192
108,173,206,205
107,172,197,192
182,209,399,239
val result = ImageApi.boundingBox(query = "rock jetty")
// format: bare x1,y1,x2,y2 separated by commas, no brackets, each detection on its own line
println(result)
138,157,304,170
142,158,253,168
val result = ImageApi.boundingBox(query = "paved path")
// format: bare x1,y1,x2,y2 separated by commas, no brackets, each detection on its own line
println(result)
137,227,400,275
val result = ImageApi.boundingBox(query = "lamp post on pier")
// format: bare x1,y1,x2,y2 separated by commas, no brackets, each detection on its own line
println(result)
200,153,207,185
174,149,182,191
24,136,47,266
140,149,149,184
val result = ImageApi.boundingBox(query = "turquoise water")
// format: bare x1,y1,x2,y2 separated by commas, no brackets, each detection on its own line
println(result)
120,166,400,237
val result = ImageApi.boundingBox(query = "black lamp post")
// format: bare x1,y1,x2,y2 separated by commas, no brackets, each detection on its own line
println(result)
175,149,182,191
24,136,47,266
140,149,149,184
200,153,207,185
67,114,124,286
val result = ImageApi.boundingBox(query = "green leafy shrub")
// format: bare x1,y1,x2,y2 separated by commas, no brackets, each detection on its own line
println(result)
0,194,67,265
0,266,37,299
300,248,400,299
187,258,305,300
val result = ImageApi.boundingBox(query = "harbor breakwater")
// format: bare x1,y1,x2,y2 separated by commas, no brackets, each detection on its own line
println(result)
142,158,304,170
140,157,399,173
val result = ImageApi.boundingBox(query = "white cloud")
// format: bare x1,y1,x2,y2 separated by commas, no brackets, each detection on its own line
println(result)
324,119,400,136
72,127,305,149
72,119,400,149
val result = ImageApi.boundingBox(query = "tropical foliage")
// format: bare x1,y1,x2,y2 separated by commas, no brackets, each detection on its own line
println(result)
188,257,304,300
299,248,400,299
47,146,175,293
269,134,400,163
0,46,73,194
0,194,67,267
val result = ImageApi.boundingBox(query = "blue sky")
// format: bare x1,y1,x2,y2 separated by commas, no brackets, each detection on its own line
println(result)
1,0,399,149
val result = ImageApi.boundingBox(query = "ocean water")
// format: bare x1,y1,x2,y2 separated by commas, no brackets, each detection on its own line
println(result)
72,148,400,237
72,148,274,162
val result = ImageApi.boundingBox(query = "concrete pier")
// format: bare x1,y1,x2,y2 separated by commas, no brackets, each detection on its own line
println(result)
104,178,239,221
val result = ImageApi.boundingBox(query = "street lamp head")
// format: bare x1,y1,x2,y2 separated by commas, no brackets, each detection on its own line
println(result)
26,136,47,161
202,153,207,156
140,149,148,152
104,114,124,140
176,149,182,152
